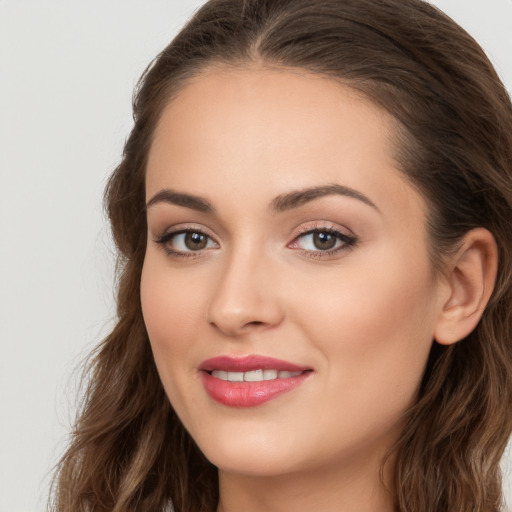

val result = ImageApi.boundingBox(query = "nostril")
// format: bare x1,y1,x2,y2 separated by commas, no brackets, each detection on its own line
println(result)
242,320,268,330
207,295,285,335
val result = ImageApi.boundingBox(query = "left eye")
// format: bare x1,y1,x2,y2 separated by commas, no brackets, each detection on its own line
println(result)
163,231,218,252
293,230,354,252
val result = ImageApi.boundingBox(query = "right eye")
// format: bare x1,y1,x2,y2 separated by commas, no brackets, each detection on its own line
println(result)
155,229,219,256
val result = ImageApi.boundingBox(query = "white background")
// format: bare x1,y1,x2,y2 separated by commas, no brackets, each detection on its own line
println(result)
0,1,511,511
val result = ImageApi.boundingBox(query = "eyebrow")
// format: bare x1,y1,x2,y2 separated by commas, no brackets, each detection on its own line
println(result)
146,189,215,213
145,183,378,214
270,184,379,212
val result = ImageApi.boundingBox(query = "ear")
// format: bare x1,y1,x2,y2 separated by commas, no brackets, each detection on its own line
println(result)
434,228,498,346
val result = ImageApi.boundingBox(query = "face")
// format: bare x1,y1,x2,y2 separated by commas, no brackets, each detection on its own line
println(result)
141,66,445,479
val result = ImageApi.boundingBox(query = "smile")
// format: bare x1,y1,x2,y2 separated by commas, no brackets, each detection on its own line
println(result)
199,355,313,407
211,369,304,381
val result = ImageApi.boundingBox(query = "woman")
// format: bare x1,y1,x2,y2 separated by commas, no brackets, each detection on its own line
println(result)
50,0,512,511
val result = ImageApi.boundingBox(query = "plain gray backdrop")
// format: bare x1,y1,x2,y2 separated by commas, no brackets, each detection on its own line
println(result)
1,1,511,511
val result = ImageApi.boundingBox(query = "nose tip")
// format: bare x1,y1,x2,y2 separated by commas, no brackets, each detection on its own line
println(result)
208,303,280,337
207,262,284,337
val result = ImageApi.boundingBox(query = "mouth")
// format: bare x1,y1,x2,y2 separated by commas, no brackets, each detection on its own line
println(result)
199,355,313,407
210,369,304,382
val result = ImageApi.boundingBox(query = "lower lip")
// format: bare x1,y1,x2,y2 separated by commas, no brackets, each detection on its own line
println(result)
201,372,310,407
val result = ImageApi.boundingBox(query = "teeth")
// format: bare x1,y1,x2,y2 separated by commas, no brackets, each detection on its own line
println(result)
263,369,278,380
244,369,264,382
211,369,303,382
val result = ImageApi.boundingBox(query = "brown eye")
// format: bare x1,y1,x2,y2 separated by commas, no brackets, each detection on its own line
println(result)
313,231,337,250
155,229,218,255
184,232,208,250
291,228,356,255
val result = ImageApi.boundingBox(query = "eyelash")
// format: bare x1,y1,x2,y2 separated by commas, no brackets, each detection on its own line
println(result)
289,223,357,259
154,226,218,259
153,223,357,260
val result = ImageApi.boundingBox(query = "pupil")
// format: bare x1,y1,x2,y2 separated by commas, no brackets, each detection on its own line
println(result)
185,232,207,250
314,231,336,250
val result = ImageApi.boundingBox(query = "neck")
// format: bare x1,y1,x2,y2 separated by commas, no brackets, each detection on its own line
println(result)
216,450,396,512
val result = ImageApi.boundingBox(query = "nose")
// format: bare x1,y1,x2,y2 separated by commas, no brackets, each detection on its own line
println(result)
207,248,284,337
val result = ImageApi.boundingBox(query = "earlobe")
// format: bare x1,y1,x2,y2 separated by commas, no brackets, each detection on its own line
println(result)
434,228,498,346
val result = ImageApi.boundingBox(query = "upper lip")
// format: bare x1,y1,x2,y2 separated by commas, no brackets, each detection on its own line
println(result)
199,355,311,373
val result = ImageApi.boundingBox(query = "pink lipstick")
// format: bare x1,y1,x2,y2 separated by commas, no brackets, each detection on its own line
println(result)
199,355,312,407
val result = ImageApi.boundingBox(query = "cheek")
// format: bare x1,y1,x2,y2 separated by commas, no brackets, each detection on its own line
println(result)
292,248,438,408
140,256,207,379
140,255,215,421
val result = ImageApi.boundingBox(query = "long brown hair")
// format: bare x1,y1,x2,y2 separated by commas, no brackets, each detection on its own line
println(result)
50,1,512,511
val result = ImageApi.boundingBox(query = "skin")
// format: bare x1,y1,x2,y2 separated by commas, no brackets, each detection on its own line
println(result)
140,65,493,512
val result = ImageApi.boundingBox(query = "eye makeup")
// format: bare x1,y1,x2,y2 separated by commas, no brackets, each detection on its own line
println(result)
154,224,219,259
288,222,357,260
152,220,358,261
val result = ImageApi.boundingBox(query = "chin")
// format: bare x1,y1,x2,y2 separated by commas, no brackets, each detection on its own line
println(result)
189,420,309,476
205,446,302,477
186,406,404,483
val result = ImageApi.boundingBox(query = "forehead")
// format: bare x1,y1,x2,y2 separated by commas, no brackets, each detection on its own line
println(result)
146,65,426,226
151,64,395,157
